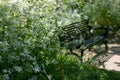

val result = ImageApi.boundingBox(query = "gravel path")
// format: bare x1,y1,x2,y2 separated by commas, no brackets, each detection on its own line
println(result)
100,44,120,71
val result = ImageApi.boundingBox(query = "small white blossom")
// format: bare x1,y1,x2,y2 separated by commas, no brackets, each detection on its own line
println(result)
34,65,40,73
2,69,8,73
4,74,9,80
14,66,22,72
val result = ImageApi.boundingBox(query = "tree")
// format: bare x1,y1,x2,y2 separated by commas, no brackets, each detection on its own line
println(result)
83,0,120,29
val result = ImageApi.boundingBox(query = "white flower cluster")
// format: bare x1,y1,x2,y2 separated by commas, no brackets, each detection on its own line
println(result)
13,66,23,72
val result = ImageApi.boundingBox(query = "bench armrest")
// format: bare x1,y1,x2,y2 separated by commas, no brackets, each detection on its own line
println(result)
90,27,108,37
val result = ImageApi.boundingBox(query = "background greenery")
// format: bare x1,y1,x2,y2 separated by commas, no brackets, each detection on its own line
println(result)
0,0,120,80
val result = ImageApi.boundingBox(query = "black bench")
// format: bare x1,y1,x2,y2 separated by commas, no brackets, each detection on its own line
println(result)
58,20,108,61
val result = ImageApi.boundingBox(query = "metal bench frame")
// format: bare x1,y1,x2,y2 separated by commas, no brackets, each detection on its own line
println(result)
59,20,108,61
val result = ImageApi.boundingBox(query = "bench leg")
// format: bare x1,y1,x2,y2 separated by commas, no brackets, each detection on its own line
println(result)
70,49,80,58
80,50,84,63
104,40,108,52
105,43,108,52
88,47,91,51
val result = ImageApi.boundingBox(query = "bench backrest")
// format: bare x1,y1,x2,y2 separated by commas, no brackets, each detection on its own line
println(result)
59,20,91,42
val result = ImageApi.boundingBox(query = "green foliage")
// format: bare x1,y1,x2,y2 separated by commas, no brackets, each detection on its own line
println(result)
0,0,120,80
82,0,120,43
83,0,120,28
0,0,84,79
0,0,59,79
